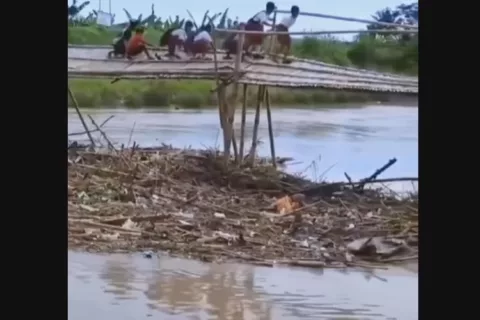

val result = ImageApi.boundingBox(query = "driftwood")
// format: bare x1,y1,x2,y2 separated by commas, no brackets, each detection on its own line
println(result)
301,158,411,197
68,86,95,148
357,158,397,190
68,115,114,136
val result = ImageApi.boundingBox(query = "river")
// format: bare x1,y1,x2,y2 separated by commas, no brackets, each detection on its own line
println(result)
68,105,418,319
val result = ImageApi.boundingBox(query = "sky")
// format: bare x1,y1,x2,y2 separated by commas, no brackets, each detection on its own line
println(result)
75,0,409,38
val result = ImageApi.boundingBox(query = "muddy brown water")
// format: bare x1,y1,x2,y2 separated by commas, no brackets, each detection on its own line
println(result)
68,105,418,319
69,252,417,320
68,105,417,193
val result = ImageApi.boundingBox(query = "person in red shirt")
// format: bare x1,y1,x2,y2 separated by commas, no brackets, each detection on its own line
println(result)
126,26,155,60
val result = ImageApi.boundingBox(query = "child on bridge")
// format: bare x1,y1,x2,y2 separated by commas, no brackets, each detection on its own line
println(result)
126,26,155,60
159,21,194,59
188,24,214,60
273,5,299,63
108,19,140,58
244,2,276,58
222,23,246,60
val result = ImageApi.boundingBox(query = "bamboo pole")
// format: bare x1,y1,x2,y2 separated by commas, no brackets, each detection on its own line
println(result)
215,28,418,36
212,29,240,161
235,26,245,72
210,29,225,131
274,10,418,29
218,83,228,153
68,86,96,148
239,84,248,163
232,26,245,162
232,129,239,162
264,87,276,168
222,26,245,164
248,85,265,165
218,85,239,161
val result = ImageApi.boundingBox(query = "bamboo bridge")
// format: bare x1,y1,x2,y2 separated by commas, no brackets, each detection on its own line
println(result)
68,21,418,166
68,44,417,94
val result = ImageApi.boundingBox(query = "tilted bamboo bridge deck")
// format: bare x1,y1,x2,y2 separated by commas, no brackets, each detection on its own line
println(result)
68,45,418,95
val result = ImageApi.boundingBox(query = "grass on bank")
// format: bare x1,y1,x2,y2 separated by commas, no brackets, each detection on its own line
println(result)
69,79,382,108
68,26,418,108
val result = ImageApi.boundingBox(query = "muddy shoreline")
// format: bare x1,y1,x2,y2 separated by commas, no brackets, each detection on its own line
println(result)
68,145,418,269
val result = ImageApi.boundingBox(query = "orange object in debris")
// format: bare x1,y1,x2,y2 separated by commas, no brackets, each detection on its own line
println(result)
274,194,305,215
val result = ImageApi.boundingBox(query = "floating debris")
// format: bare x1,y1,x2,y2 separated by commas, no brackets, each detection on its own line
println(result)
143,251,153,259
68,145,418,269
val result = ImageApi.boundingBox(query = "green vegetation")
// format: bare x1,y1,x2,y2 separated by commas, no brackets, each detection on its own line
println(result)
69,78,385,108
69,25,163,45
68,2,418,108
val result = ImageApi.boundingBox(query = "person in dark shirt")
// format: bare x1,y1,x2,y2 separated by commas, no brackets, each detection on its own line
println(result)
108,19,140,58
222,23,246,60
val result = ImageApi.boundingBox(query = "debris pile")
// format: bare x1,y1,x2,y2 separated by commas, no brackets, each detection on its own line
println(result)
68,145,418,268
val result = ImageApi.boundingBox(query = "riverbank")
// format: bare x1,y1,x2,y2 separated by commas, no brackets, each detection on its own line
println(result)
68,144,418,269
69,79,386,108
68,26,417,108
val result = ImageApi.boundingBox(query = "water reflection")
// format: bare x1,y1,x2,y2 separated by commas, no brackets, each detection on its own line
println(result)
100,258,137,298
68,105,418,192
145,265,273,319
68,252,417,320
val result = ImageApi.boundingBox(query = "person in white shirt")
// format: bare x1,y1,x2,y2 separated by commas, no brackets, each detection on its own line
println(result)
159,20,194,59
273,5,300,63
189,24,214,60
244,2,276,58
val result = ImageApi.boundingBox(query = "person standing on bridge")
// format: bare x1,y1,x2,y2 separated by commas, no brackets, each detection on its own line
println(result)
244,2,276,58
272,5,300,63
126,26,155,60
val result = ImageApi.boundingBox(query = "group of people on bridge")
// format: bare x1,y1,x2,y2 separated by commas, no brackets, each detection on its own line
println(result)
108,2,300,63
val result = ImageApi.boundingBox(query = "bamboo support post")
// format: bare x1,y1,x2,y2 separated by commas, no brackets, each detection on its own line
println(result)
239,84,248,163
218,82,228,135
212,29,239,161
232,129,239,161
248,85,266,165
68,86,95,148
231,27,245,162
235,27,245,75
222,26,245,164
218,84,239,160
264,88,276,167
210,29,225,131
